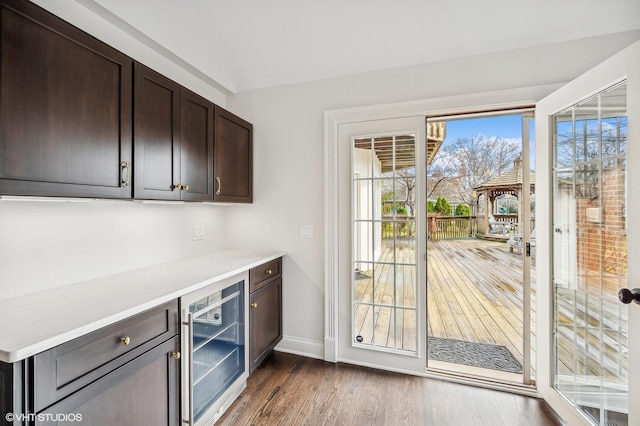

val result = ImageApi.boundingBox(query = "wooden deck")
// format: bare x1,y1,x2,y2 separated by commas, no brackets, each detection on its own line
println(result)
354,237,627,384
354,237,533,366
427,238,535,368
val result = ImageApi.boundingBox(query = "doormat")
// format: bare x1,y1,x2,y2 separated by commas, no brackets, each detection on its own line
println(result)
428,337,523,373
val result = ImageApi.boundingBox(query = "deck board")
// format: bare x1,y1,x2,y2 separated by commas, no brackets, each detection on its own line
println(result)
355,238,535,370
354,237,626,384
427,238,532,366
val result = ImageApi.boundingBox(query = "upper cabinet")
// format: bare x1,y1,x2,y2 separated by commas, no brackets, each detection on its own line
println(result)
181,90,215,202
0,0,252,203
133,63,181,201
0,0,133,198
214,106,253,203
134,63,215,202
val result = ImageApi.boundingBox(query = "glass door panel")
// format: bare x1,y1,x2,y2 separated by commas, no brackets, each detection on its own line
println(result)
187,280,246,424
552,81,628,425
352,134,417,353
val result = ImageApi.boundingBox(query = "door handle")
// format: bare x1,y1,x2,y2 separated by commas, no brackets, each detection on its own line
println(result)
618,288,640,305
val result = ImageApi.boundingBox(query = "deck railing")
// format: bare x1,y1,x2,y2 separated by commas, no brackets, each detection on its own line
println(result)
381,216,416,239
428,215,477,240
380,215,535,240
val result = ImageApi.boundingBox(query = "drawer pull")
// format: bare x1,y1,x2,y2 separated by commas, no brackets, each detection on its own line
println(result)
216,177,221,195
184,184,189,191
120,161,131,188
175,184,183,190
172,352,181,360
265,269,272,275
120,336,131,346
251,303,258,309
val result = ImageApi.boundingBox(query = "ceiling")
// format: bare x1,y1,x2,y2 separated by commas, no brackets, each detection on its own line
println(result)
80,0,640,94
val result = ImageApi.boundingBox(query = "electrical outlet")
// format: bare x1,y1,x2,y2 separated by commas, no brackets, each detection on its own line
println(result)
299,225,314,239
193,225,205,241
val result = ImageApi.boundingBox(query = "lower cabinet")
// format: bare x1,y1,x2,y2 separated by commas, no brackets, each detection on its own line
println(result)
0,259,284,425
0,301,181,426
36,336,180,426
249,258,283,373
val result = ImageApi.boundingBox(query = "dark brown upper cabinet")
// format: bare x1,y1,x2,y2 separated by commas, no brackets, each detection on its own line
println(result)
180,89,215,202
214,106,253,203
134,63,214,201
0,0,133,198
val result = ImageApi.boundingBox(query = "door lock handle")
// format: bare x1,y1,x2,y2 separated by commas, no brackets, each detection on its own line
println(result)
618,288,640,305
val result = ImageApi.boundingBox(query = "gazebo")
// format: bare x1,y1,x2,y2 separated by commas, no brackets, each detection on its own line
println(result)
474,157,535,237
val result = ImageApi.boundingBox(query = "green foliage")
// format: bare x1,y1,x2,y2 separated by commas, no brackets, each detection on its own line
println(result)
396,206,408,216
454,204,471,216
427,200,436,213
435,197,451,216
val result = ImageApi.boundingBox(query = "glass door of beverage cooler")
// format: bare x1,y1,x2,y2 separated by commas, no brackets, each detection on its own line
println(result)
182,273,248,426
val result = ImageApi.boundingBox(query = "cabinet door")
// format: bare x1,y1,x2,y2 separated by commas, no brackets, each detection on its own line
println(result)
133,62,181,200
249,278,282,372
0,0,132,198
36,336,180,426
180,89,214,202
213,106,253,203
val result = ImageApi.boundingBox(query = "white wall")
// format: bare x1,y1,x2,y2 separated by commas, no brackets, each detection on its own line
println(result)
29,0,229,105
0,1,233,301
226,31,640,358
0,200,229,300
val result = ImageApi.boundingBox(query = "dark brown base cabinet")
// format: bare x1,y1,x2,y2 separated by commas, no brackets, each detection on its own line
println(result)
0,301,180,426
249,258,283,373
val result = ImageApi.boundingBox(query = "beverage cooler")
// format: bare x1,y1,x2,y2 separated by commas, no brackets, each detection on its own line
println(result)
181,272,249,425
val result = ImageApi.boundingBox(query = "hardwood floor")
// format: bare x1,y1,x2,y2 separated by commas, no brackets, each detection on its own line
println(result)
217,352,563,426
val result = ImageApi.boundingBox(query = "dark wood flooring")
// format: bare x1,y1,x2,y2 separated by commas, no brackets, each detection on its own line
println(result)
217,352,563,426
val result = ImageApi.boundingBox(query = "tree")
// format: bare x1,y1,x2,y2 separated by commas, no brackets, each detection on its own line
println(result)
396,169,416,216
455,203,471,216
428,134,521,204
435,197,451,216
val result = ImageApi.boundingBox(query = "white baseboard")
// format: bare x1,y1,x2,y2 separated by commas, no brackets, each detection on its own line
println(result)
275,335,324,360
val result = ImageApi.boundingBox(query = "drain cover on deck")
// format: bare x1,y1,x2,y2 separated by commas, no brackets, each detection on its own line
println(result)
428,337,523,373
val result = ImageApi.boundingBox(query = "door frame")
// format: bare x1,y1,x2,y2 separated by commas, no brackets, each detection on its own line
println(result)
323,84,560,373
535,40,640,425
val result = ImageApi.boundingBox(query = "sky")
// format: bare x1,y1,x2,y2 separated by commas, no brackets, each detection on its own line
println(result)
438,113,536,168
443,114,523,143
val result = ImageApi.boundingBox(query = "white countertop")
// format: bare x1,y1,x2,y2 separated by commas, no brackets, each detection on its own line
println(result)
0,249,284,363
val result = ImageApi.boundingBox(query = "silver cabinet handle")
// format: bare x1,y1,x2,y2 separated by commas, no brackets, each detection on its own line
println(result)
216,177,221,195
185,313,194,426
120,161,131,188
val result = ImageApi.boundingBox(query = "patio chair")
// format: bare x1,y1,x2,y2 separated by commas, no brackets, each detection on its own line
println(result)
488,215,507,234
508,228,536,255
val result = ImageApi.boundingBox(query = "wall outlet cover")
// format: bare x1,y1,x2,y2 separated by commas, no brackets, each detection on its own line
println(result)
299,225,314,239
193,225,205,240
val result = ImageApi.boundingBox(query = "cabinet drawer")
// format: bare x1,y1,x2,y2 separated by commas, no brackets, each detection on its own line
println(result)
249,258,282,293
33,300,179,412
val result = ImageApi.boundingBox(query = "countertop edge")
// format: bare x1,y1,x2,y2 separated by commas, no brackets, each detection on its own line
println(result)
0,249,285,363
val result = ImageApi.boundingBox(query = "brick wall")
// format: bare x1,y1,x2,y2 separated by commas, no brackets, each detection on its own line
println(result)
575,163,627,295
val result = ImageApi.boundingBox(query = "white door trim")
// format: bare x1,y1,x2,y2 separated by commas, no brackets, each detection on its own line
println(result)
323,84,560,364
